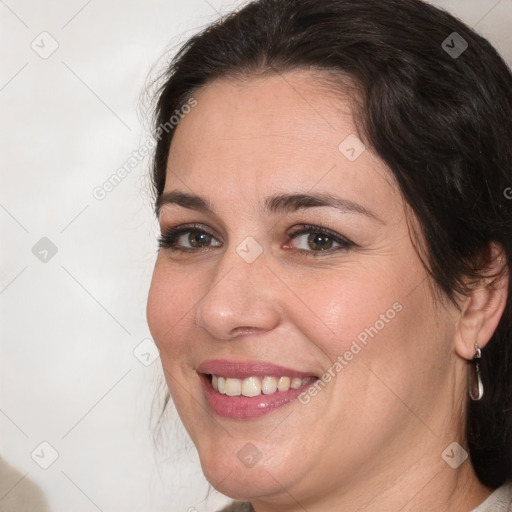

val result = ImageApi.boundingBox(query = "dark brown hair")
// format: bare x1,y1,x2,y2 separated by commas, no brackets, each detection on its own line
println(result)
149,0,512,487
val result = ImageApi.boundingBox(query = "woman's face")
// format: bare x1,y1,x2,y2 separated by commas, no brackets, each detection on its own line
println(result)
146,70,462,505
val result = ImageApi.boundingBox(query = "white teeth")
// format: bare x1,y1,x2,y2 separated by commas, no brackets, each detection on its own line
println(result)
212,374,314,396
277,376,291,391
290,378,302,389
261,376,277,395
218,376,226,394
225,377,242,396
241,376,261,397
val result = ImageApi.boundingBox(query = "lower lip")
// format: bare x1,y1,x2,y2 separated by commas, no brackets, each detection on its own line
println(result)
200,374,318,419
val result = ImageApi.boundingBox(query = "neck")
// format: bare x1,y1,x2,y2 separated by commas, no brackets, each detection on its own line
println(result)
251,456,494,512
350,457,493,512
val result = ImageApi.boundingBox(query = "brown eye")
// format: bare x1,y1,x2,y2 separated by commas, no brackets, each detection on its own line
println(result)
306,233,336,251
288,225,354,254
158,225,222,251
188,231,213,248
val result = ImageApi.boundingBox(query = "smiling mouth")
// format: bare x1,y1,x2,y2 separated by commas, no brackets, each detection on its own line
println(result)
196,359,321,419
210,374,317,397
199,372,320,419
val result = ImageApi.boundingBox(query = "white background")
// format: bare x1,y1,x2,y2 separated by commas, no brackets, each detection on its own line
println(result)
1,1,511,511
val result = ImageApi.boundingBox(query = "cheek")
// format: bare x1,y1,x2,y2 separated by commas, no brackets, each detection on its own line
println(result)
285,269,432,442
307,266,445,419
285,260,437,416
146,258,200,361
285,265,408,362
146,260,210,425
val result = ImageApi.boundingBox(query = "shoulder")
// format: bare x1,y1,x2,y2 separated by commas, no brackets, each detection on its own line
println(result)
471,480,512,512
0,456,51,512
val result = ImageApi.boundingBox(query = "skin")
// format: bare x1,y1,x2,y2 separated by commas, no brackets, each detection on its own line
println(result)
146,70,509,511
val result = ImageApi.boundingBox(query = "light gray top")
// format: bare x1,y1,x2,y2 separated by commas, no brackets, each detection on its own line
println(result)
471,481,512,512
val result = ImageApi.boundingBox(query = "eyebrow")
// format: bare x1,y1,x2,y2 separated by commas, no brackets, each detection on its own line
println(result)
155,190,383,224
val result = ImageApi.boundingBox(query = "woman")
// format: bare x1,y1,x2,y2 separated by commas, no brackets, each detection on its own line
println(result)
146,0,512,510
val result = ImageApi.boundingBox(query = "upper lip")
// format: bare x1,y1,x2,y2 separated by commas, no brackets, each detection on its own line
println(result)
197,359,318,379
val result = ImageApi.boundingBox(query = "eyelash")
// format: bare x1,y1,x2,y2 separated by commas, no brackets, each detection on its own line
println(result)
157,223,355,256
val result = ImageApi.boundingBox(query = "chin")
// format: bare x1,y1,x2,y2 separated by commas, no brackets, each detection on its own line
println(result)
198,442,295,502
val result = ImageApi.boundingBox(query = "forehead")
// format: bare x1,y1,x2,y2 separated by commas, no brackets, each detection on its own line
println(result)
165,70,400,220
169,70,355,161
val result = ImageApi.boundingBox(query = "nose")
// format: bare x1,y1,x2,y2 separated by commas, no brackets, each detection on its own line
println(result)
194,244,281,340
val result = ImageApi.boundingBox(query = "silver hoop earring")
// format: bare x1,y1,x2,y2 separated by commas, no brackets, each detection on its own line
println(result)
469,343,484,401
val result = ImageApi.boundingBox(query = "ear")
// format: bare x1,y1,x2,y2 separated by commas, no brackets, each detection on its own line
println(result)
453,243,509,360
